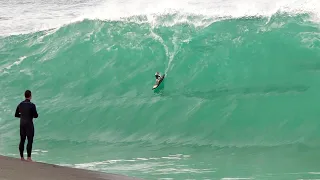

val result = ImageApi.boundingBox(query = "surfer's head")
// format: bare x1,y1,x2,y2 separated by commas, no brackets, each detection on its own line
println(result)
25,90,32,100
155,72,160,79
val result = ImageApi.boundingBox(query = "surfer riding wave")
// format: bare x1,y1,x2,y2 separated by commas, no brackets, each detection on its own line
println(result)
152,72,165,90
155,72,162,83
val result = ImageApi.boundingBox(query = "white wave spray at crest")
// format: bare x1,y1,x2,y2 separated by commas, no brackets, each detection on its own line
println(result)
0,0,319,36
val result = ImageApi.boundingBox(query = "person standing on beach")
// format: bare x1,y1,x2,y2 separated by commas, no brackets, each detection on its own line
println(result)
14,90,38,161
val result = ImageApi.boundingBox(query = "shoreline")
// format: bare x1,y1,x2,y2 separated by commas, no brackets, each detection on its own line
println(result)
0,155,142,180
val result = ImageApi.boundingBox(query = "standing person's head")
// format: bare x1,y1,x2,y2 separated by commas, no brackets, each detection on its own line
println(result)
24,90,32,100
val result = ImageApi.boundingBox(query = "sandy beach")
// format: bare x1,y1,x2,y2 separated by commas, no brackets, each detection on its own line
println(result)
0,155,142,180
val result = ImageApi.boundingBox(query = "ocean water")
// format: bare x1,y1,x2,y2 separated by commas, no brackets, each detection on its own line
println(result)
1,0,320,179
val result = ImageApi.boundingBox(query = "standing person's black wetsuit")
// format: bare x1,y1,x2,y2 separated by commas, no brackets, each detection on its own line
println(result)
14,90,38,161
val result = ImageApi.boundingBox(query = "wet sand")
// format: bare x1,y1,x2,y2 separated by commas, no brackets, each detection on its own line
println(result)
0,155,142,180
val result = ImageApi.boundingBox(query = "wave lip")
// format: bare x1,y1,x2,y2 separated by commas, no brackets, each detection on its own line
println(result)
1,0,320,36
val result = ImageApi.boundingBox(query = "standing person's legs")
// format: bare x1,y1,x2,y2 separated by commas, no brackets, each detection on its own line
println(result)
26,123,34,161
19,125,27,160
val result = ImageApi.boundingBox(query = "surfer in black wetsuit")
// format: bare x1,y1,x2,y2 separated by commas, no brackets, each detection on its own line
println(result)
14,90,38,162
155,72,162,83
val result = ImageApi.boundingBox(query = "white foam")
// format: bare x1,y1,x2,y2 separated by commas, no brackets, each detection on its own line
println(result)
0,0,319,36
0,56,27,74
84,0,319,21
73,153,191,169
33,149,49,153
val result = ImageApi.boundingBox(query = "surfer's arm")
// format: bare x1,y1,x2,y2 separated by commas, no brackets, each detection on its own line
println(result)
14,105,20,118
32,104,38,118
